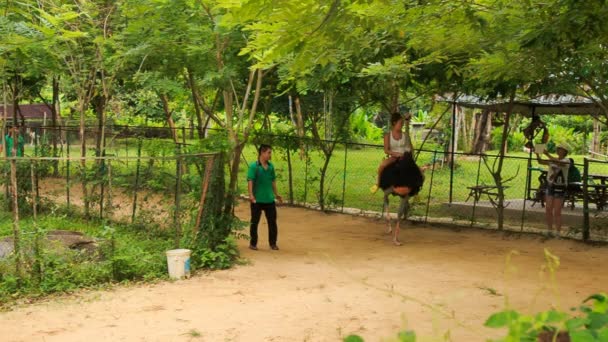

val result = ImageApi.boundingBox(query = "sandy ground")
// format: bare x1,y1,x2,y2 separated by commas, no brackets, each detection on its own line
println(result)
1,202,607,342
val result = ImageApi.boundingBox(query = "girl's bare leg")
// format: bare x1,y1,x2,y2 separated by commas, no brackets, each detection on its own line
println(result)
545,194,554,231
553,197,564,236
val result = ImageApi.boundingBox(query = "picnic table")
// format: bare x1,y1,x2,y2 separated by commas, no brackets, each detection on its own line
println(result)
587,174,608,210
466,185,510,204
527,170,608,210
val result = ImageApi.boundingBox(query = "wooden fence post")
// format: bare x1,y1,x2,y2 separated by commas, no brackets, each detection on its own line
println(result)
173,148,183,248
131,138,143,224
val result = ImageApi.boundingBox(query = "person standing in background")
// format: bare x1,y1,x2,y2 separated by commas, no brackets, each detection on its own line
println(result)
247,144,283,251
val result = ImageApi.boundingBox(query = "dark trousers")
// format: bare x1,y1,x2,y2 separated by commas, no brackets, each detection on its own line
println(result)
250,202,278,247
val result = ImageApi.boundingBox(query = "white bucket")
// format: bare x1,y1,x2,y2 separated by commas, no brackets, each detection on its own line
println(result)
166,249,191,280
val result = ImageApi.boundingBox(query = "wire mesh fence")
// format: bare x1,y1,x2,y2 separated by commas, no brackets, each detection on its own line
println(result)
0,147,221,248
3,124,608,242
246,133,608,242
0,152,217,224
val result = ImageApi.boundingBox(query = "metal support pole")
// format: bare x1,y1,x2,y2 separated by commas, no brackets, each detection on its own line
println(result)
470,153,483,226
424,150,438,223
583,158,590,241
341,142,347,213
449,101,456,203
287,147,293,204
303,143,309,204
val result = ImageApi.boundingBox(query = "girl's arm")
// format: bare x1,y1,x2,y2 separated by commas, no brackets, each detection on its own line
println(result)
383,133,393,156
535,153,549,165
543,151,569,165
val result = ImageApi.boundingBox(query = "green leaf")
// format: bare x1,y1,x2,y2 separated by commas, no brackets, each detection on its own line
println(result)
397,330,416,342
485,310,520,328
536,309,568,324
343,335,364,342
566,317,588,331
587,312,608,330
584,293,608,313
569,330,595,342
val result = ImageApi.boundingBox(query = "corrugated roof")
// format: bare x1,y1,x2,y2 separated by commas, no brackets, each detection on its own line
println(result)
436,94,602,115
0,104,52,119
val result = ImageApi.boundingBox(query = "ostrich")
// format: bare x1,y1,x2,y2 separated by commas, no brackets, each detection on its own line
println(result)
378,152,425,246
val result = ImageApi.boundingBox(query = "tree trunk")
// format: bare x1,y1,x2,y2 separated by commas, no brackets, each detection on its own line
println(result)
493,94,516,230
159,93,179,144
93,94,107,158
471,112,482,153
461,109,472,150
225,142,245,215
186,68,205,139
448,105,460,157
593,118,600,153
472,110,492,154
79,96,90,218
318,150,333,211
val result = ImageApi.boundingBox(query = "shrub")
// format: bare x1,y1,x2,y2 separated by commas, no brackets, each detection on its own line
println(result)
491,127,526,152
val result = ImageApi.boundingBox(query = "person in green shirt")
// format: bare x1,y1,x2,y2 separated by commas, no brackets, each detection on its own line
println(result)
4,126,25,157
247,144,283,251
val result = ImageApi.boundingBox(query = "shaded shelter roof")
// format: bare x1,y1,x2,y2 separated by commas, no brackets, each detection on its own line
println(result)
0,104,52,120
437,94,602,115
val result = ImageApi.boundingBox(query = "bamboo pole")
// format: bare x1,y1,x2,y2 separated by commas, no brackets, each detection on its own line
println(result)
131,138,143,224
106,159,112,220
3,83,9,211
99,160,105,220
173,148,183,248
10,154,22,286
66,136,71,211
31,159,42,283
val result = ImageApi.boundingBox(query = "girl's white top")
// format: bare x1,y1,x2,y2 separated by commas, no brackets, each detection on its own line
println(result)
546,158,569,186
389,131,411,154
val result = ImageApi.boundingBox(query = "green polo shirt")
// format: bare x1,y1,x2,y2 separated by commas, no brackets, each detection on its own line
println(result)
247,161,276,203
5,134,24,157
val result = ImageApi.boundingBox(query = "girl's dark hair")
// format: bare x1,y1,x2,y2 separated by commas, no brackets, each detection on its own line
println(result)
258,144,272,155
390,112,402,126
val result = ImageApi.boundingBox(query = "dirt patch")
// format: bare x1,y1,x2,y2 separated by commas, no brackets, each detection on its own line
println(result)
1,202,606,341
37,177,174,223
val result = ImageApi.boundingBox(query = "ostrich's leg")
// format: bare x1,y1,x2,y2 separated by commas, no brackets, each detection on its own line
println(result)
383,188,392,234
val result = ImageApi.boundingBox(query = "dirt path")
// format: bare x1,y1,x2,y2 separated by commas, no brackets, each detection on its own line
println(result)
1,203,606,342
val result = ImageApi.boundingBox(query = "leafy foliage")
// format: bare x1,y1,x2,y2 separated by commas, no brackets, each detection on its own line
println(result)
485,293,608,342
